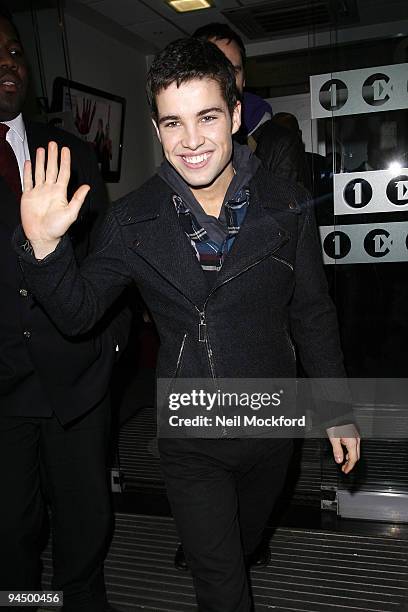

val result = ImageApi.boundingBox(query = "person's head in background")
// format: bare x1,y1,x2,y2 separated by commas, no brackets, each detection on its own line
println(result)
0,5,28,121
272,112,302,139
193,23,246,95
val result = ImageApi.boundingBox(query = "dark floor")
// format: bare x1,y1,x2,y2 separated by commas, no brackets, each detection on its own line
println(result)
41,512,408,612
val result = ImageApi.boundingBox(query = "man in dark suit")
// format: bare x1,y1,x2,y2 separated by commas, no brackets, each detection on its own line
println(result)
0,8,124,611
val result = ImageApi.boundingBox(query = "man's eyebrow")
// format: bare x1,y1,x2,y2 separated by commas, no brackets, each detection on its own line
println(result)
158,115,179,125
197,107,224,117
158,107,225,125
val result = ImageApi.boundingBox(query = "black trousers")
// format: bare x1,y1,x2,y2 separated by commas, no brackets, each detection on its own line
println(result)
0,396,112,612
159,437,293,612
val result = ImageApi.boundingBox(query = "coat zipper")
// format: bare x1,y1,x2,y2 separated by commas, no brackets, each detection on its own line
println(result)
195,236,289,379
285,328,296,362
173,333,187,379
194,238,289,437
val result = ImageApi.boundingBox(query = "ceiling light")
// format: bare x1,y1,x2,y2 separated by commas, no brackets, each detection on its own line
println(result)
166,0,214,13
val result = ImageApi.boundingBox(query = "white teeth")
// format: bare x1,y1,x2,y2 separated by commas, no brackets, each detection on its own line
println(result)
3,81,15,86
183,153,209,164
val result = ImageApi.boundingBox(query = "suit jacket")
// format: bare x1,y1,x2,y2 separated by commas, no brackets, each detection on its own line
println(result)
1,120,126,423
16,164,350,426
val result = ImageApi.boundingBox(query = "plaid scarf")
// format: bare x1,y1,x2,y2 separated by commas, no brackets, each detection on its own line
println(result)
173,187,250,272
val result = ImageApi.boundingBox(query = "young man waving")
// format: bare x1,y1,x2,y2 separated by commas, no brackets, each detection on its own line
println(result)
16,38,359,612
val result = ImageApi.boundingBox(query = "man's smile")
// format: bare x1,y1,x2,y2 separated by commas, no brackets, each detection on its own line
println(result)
180,152,212,169
0,73,21,93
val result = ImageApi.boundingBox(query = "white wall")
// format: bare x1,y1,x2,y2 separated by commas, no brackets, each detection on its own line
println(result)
15,9,155,200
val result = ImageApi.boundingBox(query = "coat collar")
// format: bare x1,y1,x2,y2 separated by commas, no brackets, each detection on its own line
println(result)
25,121,48,166
120,168,302,308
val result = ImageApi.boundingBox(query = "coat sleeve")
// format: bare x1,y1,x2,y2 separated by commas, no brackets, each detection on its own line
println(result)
289,192,353,427
14,203,133,340
73,142,132,356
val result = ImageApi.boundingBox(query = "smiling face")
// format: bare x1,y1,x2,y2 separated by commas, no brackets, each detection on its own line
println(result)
153,77,241,205
0,16,28,121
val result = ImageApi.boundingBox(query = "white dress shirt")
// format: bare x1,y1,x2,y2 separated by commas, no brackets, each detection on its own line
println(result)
2,113,31,187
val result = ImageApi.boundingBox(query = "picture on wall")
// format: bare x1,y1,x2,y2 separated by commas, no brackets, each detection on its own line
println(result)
52,77,126,183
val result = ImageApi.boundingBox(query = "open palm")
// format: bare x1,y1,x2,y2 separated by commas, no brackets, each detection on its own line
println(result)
21,142,90,257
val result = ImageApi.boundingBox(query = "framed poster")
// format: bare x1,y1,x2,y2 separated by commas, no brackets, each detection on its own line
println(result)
52,77,126,182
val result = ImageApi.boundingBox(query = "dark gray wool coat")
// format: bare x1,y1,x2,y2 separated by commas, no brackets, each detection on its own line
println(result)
16,164,350,425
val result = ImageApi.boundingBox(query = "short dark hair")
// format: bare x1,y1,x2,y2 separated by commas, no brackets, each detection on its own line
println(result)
193,23,246,66
146,37,239,120
273,112,300,134
0,4,21,41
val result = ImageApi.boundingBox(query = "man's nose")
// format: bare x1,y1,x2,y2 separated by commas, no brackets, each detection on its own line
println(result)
181,125,205,150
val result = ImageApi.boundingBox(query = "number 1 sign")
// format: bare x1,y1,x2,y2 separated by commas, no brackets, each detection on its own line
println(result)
334,169,408,215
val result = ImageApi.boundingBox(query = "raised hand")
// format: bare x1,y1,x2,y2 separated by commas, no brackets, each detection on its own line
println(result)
21,141,90,259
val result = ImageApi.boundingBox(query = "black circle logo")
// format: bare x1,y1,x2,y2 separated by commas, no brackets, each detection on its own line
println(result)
364,229,392,258
319,79,348,111
343,178,373,208
386,175,408,206
323,231,352,260
362,73,392,106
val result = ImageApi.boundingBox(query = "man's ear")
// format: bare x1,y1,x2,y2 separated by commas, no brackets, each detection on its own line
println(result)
152,118,162,143
231,100,241,136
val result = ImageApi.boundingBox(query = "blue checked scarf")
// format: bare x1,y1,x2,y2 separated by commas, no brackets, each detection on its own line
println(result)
172,187,250,272
158,143,260,275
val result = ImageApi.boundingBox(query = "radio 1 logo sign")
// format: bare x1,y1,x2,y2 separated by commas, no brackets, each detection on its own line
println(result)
320,222,408,264
311,63,407,119
334,169,408,216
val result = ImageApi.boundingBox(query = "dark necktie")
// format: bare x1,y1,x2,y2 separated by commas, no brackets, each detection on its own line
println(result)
0,123,22,199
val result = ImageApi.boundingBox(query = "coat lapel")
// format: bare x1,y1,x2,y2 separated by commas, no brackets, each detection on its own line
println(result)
25,121,49,176
25,122,38,167
213,178,290,288
126,178,210,307
0,178,21,229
